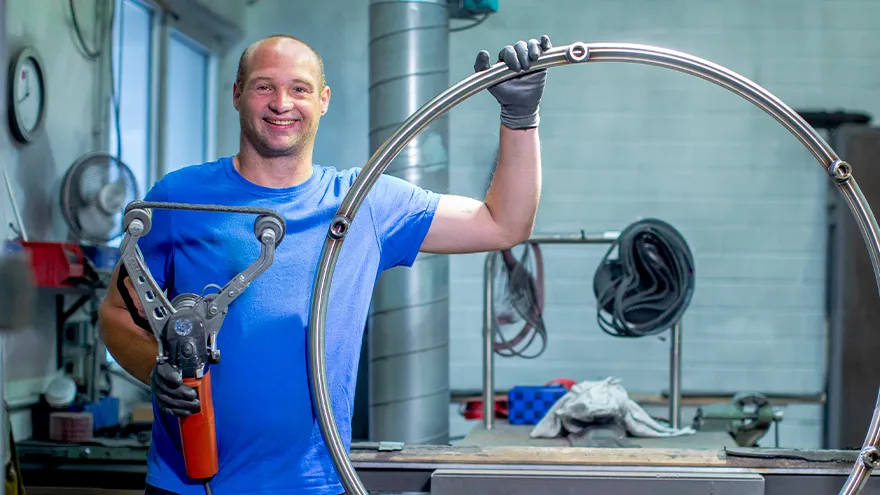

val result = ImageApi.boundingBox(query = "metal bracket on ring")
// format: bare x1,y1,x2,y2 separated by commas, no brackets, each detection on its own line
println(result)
565,42,590,63
861,446,880,469
830,160,853,183
328,215,351,240
307,41,880,495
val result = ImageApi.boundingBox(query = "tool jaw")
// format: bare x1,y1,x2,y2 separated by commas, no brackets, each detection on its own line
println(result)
120,207,176,357
117,202,285,375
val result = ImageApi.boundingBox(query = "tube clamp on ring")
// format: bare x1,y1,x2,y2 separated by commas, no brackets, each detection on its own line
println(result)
862,446,880,469
329,215,351,240
565,42,590,63
830,160,853,183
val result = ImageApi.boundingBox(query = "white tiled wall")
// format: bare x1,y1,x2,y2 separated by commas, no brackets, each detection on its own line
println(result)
445,0,880,448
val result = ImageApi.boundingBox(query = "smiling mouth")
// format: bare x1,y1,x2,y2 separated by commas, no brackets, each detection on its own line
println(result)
265,118,300,127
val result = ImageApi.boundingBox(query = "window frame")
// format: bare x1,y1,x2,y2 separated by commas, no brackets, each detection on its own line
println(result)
108,0,226,191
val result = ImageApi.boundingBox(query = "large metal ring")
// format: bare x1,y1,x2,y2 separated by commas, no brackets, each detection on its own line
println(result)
307,42,880,495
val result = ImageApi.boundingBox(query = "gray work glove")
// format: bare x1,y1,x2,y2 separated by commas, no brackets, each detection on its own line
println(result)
474,35,552,129
151,361,200,417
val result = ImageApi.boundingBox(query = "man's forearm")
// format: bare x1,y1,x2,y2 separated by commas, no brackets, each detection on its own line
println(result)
484,125,542,243
98,306,158,385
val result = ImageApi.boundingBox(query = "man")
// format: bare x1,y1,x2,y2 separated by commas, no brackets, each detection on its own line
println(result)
99,33,552,495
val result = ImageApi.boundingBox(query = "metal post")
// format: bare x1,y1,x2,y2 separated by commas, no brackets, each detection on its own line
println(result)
669,320,683,429
482,253,497,430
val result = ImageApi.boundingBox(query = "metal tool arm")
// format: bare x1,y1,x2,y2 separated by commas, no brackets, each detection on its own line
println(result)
117,200,286,362
119,207,175,355
202,215,283,320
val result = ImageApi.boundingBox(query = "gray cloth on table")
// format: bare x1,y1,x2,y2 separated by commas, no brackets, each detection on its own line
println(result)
530,377,696,442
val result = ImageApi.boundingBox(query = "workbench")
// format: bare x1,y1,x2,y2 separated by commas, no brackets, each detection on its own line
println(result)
17,440,880,494
459,418,738,449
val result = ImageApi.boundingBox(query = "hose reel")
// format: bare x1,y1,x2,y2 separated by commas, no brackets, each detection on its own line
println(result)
307,41,880,495
593,218,695,339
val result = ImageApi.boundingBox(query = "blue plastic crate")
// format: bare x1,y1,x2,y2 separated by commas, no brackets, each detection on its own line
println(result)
82,396,120,430
507,385,567,425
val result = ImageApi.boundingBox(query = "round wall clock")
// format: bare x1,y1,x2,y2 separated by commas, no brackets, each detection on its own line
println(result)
8,47,47,144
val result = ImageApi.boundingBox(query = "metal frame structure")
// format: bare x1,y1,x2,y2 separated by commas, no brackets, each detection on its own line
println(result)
308,42,880,495
479,230,686,431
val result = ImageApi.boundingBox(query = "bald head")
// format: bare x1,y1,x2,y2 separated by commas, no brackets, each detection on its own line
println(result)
236,35,326,90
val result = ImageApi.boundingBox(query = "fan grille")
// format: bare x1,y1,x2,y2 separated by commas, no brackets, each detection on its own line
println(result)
60,152,139,244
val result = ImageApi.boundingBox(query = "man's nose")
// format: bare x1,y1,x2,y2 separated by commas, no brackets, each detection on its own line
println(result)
268,91,294,112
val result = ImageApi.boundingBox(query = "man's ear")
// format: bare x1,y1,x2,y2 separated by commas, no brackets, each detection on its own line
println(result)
320,85,331,115
232,82,242,111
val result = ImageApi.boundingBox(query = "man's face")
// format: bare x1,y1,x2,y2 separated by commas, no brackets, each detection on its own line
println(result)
233,40,330,158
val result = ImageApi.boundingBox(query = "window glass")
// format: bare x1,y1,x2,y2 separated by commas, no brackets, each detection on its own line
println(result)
164,30,209,173
109,0,153,197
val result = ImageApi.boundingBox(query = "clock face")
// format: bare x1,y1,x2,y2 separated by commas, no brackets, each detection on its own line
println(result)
8,47,46,143
15,57,43,133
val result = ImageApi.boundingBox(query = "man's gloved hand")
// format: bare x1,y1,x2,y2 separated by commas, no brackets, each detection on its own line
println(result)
151,361,200,417
474,35,552,130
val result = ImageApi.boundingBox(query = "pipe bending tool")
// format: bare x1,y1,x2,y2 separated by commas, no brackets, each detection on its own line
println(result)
117,200,285,481
307,41,880,495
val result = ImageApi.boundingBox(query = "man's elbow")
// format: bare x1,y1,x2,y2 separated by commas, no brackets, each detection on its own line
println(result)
97,299,131,351
97,301,115,345
498,223,534,250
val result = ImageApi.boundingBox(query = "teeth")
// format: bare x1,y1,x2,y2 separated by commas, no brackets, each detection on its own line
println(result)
267,119,296,125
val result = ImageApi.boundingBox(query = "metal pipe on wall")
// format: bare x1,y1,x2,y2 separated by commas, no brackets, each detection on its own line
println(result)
367,0,451,445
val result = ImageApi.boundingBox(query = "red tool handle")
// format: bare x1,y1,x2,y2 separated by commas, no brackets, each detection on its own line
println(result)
180,372,219,480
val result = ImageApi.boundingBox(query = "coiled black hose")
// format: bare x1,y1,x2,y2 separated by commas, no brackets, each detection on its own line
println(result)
593,218,695,338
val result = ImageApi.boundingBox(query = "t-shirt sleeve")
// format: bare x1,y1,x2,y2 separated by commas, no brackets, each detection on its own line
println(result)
368,172,442,271
134,180,175,291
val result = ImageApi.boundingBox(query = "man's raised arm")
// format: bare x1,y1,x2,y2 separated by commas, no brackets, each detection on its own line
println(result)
420,35,551,254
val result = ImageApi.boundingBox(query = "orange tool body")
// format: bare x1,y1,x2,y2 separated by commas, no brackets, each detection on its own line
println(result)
116,200,284,481
180,374,218,478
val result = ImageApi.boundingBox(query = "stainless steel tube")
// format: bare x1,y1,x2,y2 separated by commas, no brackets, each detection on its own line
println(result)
482,253,496,430
308,42,880,495
669,320,682,429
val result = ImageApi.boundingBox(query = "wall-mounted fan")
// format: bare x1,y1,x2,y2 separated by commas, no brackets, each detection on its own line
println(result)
59,152,139,245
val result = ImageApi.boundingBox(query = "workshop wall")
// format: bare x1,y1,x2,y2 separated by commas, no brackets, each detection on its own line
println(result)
1,1,110,437
445,0,880,448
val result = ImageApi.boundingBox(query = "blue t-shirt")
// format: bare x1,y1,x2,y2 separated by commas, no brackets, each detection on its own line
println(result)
136,156,441,494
